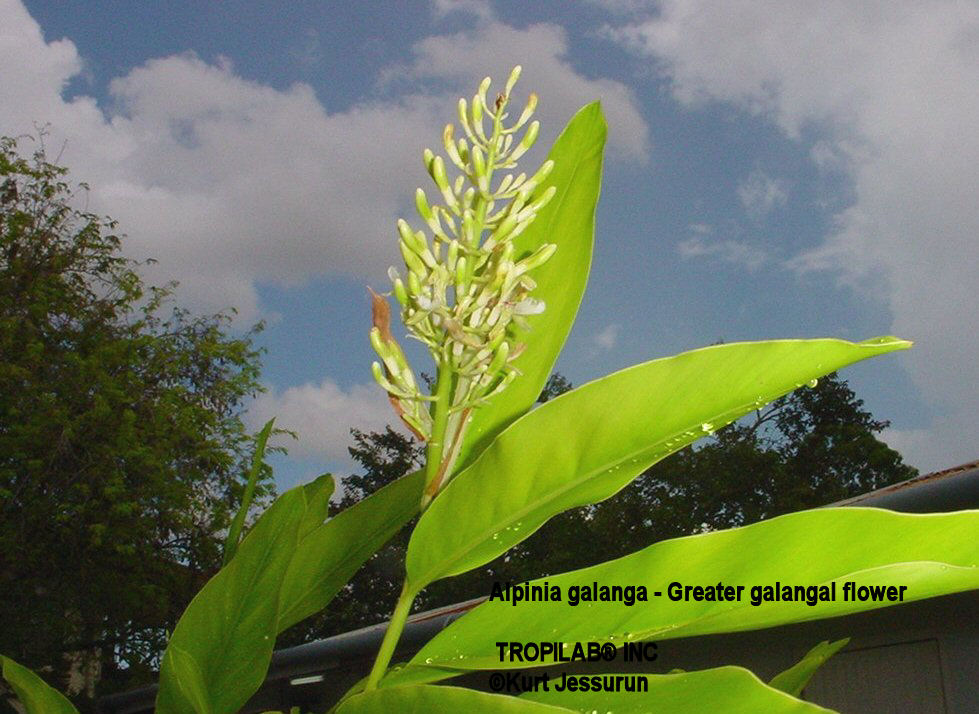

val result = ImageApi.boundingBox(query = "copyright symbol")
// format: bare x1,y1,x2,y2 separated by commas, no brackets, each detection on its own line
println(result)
601,643,616,661
489,672,506,692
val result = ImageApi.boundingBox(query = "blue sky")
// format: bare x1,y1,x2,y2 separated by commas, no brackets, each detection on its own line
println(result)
3,0,976,489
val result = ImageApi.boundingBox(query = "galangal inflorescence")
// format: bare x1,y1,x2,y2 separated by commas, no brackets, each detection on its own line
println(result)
370,66,558,442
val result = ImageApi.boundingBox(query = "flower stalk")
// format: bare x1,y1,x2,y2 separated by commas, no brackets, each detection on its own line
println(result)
363,66,558,692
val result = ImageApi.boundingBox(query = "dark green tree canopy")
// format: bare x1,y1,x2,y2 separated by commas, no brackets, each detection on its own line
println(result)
293,370,916,642
0,136,272,710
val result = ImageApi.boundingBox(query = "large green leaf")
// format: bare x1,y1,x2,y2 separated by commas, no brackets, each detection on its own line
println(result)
277,469,426,632
406,337,910,591
336,685,573,713
399,508,979,678
156,474,334,714
769,639,849,697
0,655,78,714
522,667,834,713
454,102,607,474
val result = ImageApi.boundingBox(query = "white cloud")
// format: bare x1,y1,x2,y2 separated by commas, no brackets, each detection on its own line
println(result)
737,169,788,218
432,0,494,21
0,0,645,325
594,323,620,350
385,18,650,162
676,228,766,271
603,1,979,471
249,379,399,465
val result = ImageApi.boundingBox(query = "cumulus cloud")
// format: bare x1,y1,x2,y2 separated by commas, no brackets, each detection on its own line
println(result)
249,379,399,465
385,16,650,162
603,0,979,471
0,0,646,325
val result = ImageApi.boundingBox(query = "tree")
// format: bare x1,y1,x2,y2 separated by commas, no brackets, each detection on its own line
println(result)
0,136,273,711
298,370,916,641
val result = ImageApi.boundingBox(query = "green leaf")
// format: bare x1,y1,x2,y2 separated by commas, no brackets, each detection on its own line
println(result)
0,655,78,714
522,667,834,713
336,685,574,713
277,469,426,632
224,417,276,565
164,646,213,714
455,103,607,474
407,337,911,591
156,474,334,714
770,639,849,697
400,508,979,678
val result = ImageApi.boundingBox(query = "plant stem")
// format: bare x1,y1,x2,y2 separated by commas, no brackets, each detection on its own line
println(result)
364,581,416,691
421,367,452,505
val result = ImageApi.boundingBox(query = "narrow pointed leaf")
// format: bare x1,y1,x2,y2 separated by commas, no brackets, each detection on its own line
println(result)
522,667,834,713
277,469,425,632
455,103,606,474
336,685,574,713
1,656,78,714
407,337,910,590
402,508,979,677
224,417,276,564
156,474,334,714
769,639,849,697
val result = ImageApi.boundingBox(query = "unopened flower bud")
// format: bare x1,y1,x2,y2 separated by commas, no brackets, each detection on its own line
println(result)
455,255,469,294
407,270,422,297
399,239,427,278
471,92,486,140
529,185,557,213
486,341,510,375
431,155,450,193
492,213,518,243
443,124,465,169
447,240,459,271
458,98,475,142
393,278,409,306
510,120,539,162
513,92,538,131
415,188,433,223
516,242,557,274
504,66,522,97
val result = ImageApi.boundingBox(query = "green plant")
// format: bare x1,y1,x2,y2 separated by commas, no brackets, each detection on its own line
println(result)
6,68,979,714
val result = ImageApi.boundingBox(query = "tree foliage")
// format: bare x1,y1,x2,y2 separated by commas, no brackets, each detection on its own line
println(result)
291,370,916,642
0,136,273,710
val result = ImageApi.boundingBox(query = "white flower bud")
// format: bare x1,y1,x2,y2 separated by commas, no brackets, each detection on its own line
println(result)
471,92,486,141
510,120,539,162
458,98,476,143
415,188,433,223
504,66,522,97
514,297,546,315
512,93,538,131
487,341,510,375
443,124,465,170
393,279,409,306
